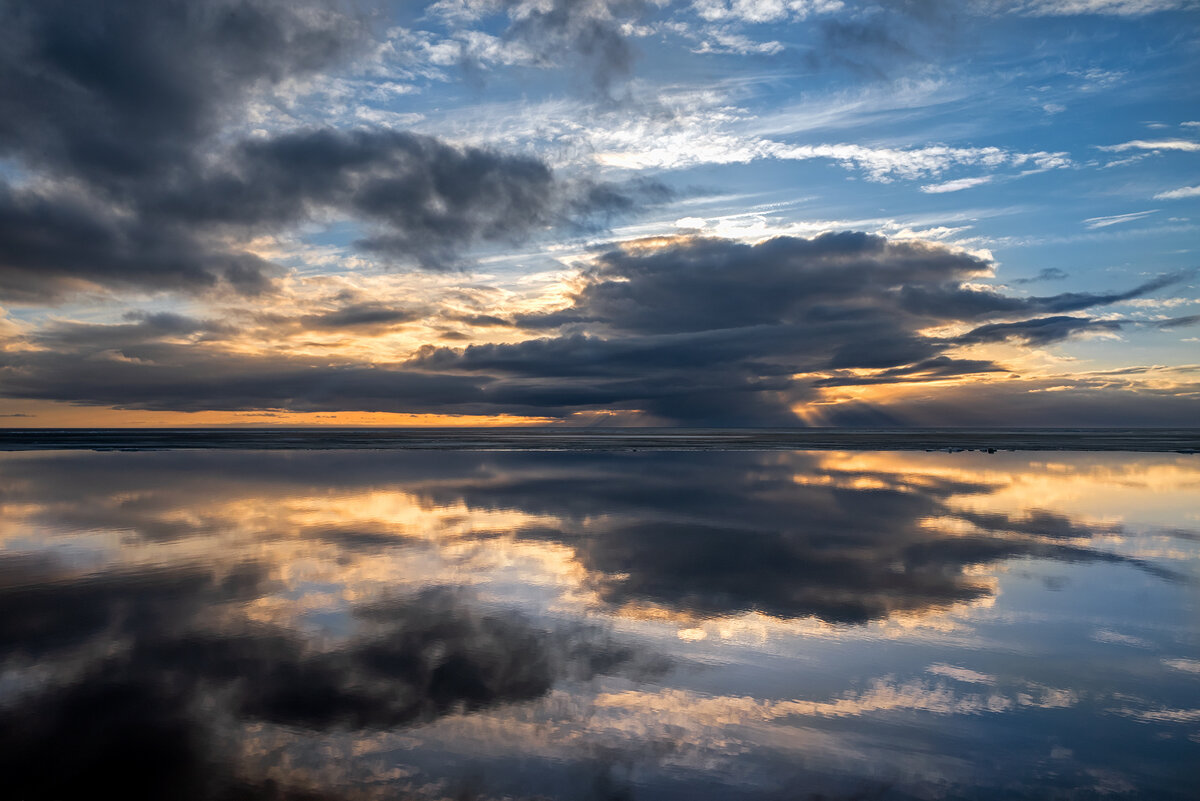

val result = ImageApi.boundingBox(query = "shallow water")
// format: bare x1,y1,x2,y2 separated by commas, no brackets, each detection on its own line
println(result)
1,448,1197,799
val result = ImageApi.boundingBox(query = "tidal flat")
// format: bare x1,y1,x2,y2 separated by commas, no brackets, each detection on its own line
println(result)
0,445,1197,799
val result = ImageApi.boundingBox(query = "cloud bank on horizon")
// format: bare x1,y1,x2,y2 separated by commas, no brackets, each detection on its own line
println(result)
0,0,1197,426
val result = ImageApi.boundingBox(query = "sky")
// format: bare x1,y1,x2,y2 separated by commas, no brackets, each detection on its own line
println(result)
0,0,1198,427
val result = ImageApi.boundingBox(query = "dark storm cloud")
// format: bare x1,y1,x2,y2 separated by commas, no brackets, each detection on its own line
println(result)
0,0,365,184
403,233,1188,424
298,301,424,330
31,312,236,352
3,231,1190,423
955,315,1122,346
0,124,649,299
168,128,563,269
0,0,359,300
0,1,662,299
0,183,280,301
0,343,489,413
897,269,1188,320
812,356,1006,387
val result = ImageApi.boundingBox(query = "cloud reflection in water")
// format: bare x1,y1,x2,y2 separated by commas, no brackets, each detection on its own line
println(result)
0,449,1196,799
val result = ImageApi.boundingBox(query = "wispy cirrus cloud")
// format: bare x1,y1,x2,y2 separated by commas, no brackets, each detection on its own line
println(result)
1008,0,1197,16
1083,210,1158,228
921,176,995,193
1098,139,1200,152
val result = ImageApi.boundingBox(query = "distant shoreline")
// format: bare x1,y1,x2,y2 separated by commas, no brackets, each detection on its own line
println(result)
1,428,1198,453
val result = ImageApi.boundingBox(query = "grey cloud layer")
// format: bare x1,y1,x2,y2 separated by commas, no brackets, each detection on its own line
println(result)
4,232,1190,424
0,0,658,300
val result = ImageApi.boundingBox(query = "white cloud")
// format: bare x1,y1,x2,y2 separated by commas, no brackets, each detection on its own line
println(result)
1098,139,1200,152
598,134,1070,182
921,176,996,193
1154,185,1200,200
692,0,844,24
691,30,787,54
404,79,1070,188
1012,0,1196,16
1083,210,1158,229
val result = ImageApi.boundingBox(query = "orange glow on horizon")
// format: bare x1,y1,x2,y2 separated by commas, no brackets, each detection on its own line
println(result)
0,400,557,428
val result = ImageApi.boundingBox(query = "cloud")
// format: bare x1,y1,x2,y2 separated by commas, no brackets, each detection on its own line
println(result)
0,0,360,300
921,175,995,193
955,315,1122,346
819,375,1200,427
1083,209,1158,229
1010,0,1196,16
1154,185,1200,200
0,125,658,300
186,128,567,269
298,301,425,331
692,0,846,24
408,233,1184,423
502,0,651,92
0,174,282,303
0,0,365,185
1013,267,1069,284
1098,139,1200,152
0,346,491,414
1,232,1190,423
597,131,1070,181
1155,314,1200,329
0,1,666,301
424,0,654,92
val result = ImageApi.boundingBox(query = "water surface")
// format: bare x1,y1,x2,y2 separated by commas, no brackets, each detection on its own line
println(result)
1,448,1197,799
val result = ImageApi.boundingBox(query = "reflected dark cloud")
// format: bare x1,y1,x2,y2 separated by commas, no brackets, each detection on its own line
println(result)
139,588,558,730
1,449,1180,626
406,451,1159,622
0,546,650,799
0,449,1195,799
0,557,269,657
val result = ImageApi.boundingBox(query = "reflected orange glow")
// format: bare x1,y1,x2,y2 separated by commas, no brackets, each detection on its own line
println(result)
818,450,1200,528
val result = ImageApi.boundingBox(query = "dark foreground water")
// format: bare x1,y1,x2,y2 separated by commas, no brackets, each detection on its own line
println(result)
1,447,1197,800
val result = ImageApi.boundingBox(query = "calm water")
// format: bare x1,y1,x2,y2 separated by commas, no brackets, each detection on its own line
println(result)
1,448,1197,799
